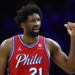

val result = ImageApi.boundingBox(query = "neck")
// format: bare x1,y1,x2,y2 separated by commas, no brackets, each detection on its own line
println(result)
20,33,39,46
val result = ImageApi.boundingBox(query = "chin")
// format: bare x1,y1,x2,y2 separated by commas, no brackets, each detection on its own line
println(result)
32,32,39,37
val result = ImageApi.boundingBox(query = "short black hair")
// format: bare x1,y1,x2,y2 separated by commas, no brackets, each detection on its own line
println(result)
15,4,42,27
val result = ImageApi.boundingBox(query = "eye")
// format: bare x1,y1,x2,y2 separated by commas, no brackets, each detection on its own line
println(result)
37,18,41,21
31,19,35,22
30,18,41,23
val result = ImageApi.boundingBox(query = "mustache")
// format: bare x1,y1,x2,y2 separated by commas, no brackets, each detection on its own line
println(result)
32,25,40,30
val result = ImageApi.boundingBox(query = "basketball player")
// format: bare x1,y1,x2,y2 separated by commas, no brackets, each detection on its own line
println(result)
0,4,75,75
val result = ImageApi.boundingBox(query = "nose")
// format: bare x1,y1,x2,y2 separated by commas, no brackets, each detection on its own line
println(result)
35,21,41,25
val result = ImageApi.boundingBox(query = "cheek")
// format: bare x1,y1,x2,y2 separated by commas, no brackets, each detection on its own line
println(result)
26,24,33,31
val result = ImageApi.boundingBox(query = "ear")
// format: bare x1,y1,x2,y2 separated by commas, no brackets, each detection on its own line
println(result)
21,22,26,29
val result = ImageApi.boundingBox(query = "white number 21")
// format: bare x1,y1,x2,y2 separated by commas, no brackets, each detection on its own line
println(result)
29,67,43,75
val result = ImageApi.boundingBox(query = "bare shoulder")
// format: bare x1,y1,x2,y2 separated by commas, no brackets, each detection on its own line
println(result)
45,38,61,56
0,38,13,75
0,38,13,57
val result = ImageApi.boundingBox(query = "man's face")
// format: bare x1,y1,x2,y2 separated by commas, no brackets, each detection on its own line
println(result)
25,13,41,37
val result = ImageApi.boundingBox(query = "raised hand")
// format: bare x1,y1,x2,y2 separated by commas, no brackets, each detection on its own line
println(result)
64,22,75,37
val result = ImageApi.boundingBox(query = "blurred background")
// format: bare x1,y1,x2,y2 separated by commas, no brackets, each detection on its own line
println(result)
0,0,75,75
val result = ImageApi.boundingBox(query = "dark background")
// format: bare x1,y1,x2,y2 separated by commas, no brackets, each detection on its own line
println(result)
0,0,75,75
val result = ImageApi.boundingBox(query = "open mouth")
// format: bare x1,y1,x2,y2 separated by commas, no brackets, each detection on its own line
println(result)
33,26,40,32
33,29,39,32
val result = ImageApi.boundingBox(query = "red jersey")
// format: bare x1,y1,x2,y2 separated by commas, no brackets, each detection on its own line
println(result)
8,35,50,75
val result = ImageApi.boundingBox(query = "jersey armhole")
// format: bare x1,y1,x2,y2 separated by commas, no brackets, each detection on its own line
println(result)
8,37,15,62
44,37,50,61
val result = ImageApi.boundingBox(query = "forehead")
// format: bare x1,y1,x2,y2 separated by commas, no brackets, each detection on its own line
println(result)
27,13,40,20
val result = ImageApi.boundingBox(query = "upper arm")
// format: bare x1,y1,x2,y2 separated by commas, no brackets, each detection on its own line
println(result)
51,42,69,70
46,38,71,73
0,39,12,75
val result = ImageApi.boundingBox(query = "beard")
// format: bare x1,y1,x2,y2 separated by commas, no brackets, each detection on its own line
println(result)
26,25,40,37
30,30,39,37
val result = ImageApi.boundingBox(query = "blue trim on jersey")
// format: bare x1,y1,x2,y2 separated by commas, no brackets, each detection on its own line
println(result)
44,37,50,75
8,37,15,62
44,37,50,61
18,34,39,48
